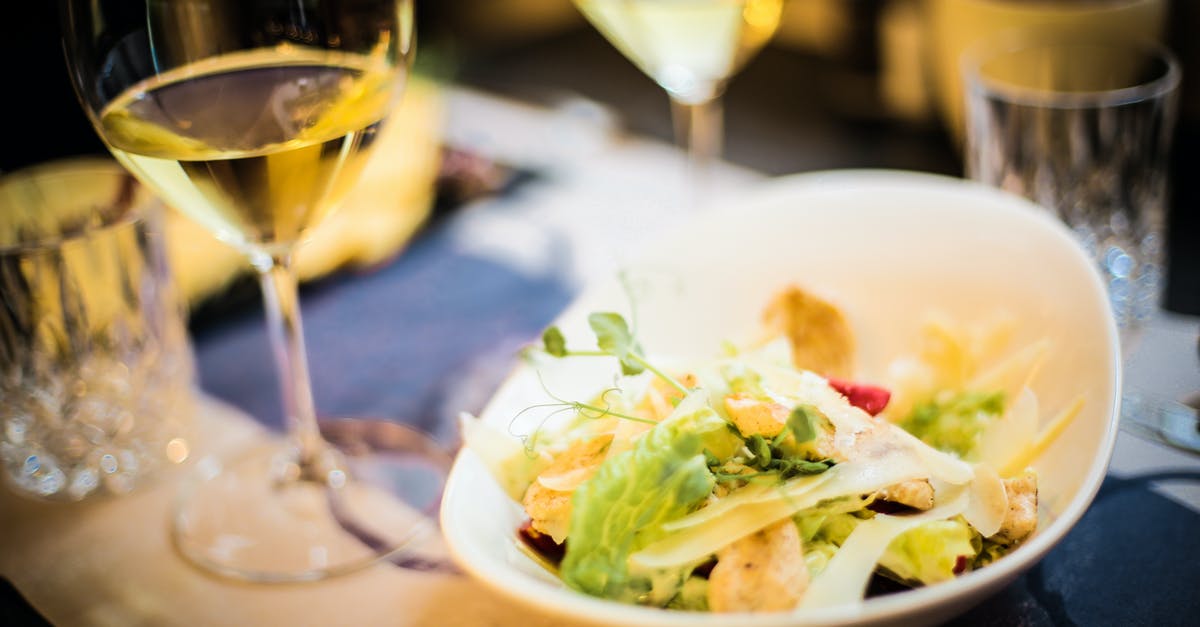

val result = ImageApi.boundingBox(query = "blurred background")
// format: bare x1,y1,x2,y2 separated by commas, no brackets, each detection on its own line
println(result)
4,0,1198,315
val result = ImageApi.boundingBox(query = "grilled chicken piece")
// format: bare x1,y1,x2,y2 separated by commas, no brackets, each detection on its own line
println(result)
761,286,855,379
707,519,809,613
992,470,1038,544
521,434,613,543
875,479,935,511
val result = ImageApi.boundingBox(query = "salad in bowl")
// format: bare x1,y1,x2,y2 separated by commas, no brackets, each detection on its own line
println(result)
461,285,1077,613
440,171,1120,626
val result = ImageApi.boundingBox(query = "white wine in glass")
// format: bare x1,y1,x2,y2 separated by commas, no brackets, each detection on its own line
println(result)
574,0,783,194
62,0,450,582
98,50,394,253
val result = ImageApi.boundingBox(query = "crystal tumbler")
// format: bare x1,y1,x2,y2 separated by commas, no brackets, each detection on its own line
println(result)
964,38,1180,339
0,158,193,500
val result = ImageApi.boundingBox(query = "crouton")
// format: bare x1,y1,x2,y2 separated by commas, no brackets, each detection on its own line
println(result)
522,434,613,543
876,479,935,511
760,286,855,378
992,470,1037,544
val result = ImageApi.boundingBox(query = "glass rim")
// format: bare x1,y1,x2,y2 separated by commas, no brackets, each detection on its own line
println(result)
961,36,1182,110
0,158,151,253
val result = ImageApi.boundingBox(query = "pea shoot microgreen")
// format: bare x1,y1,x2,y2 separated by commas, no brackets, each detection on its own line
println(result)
528,306,833,484
538,312,689,395
509,378,658,454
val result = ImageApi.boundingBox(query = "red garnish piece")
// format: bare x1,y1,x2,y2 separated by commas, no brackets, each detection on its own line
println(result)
827,377,892,416
953,554,970,575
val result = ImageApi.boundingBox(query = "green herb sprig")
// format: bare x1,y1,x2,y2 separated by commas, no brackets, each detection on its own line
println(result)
709,404,834,483
508,379,658,454
540,312,689,396
739,431,833,480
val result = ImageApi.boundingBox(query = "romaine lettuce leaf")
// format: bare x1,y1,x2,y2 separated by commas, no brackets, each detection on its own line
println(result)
899,390,1005,458
665,576,710,611
972,534,1015,569
800,488,969,609
559,393,740,605
879,517,977,584
803,540,839,578
812,511,866,546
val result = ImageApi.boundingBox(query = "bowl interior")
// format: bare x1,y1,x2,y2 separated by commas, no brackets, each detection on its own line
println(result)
441,170,1121,626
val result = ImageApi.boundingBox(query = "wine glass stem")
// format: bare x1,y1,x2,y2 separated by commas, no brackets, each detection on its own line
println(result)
257,252,325,470
670,96,723,207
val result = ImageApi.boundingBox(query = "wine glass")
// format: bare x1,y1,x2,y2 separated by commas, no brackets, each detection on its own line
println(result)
573,0,783,203
61,0,451,582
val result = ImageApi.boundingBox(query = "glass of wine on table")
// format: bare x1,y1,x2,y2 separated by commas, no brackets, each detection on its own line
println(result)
61,0,451,582
573,0,783,203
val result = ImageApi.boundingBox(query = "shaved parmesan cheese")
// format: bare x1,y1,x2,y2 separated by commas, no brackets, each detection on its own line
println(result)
1001,396,1085,477
890,427,975,485
962,464,1008,537
977,387,1039,471
798,487,970,610
631,451,929,569
968,340,1049,404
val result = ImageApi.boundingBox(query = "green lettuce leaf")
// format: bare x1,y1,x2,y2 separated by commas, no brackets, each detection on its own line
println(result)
879,517,978,584
972,534,1016,569
804,509,869,545
665,576,710,611
803,540,840,578
899,390,1006,458
560,394,739,605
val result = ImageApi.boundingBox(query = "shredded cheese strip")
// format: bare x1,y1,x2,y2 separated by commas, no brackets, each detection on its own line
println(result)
967,339,1049,402
798,487,970,610
978,388,1039,470
1000,396,1085,477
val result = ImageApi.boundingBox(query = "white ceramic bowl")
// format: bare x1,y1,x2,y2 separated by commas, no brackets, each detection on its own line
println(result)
440,170,1121,626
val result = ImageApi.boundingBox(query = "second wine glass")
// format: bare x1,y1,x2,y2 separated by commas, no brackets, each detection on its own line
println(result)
574,0,783,202
61,0,450,582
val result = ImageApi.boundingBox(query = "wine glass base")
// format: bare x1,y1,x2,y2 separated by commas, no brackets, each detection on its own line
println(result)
172,418,453,583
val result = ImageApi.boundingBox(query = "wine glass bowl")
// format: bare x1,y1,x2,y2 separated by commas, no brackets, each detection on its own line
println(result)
61,0,448,582
67,2,412,257
574,0,781,105
573,0,783,198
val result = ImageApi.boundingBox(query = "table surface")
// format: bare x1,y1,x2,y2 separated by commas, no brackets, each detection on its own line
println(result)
3,83,1198,627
